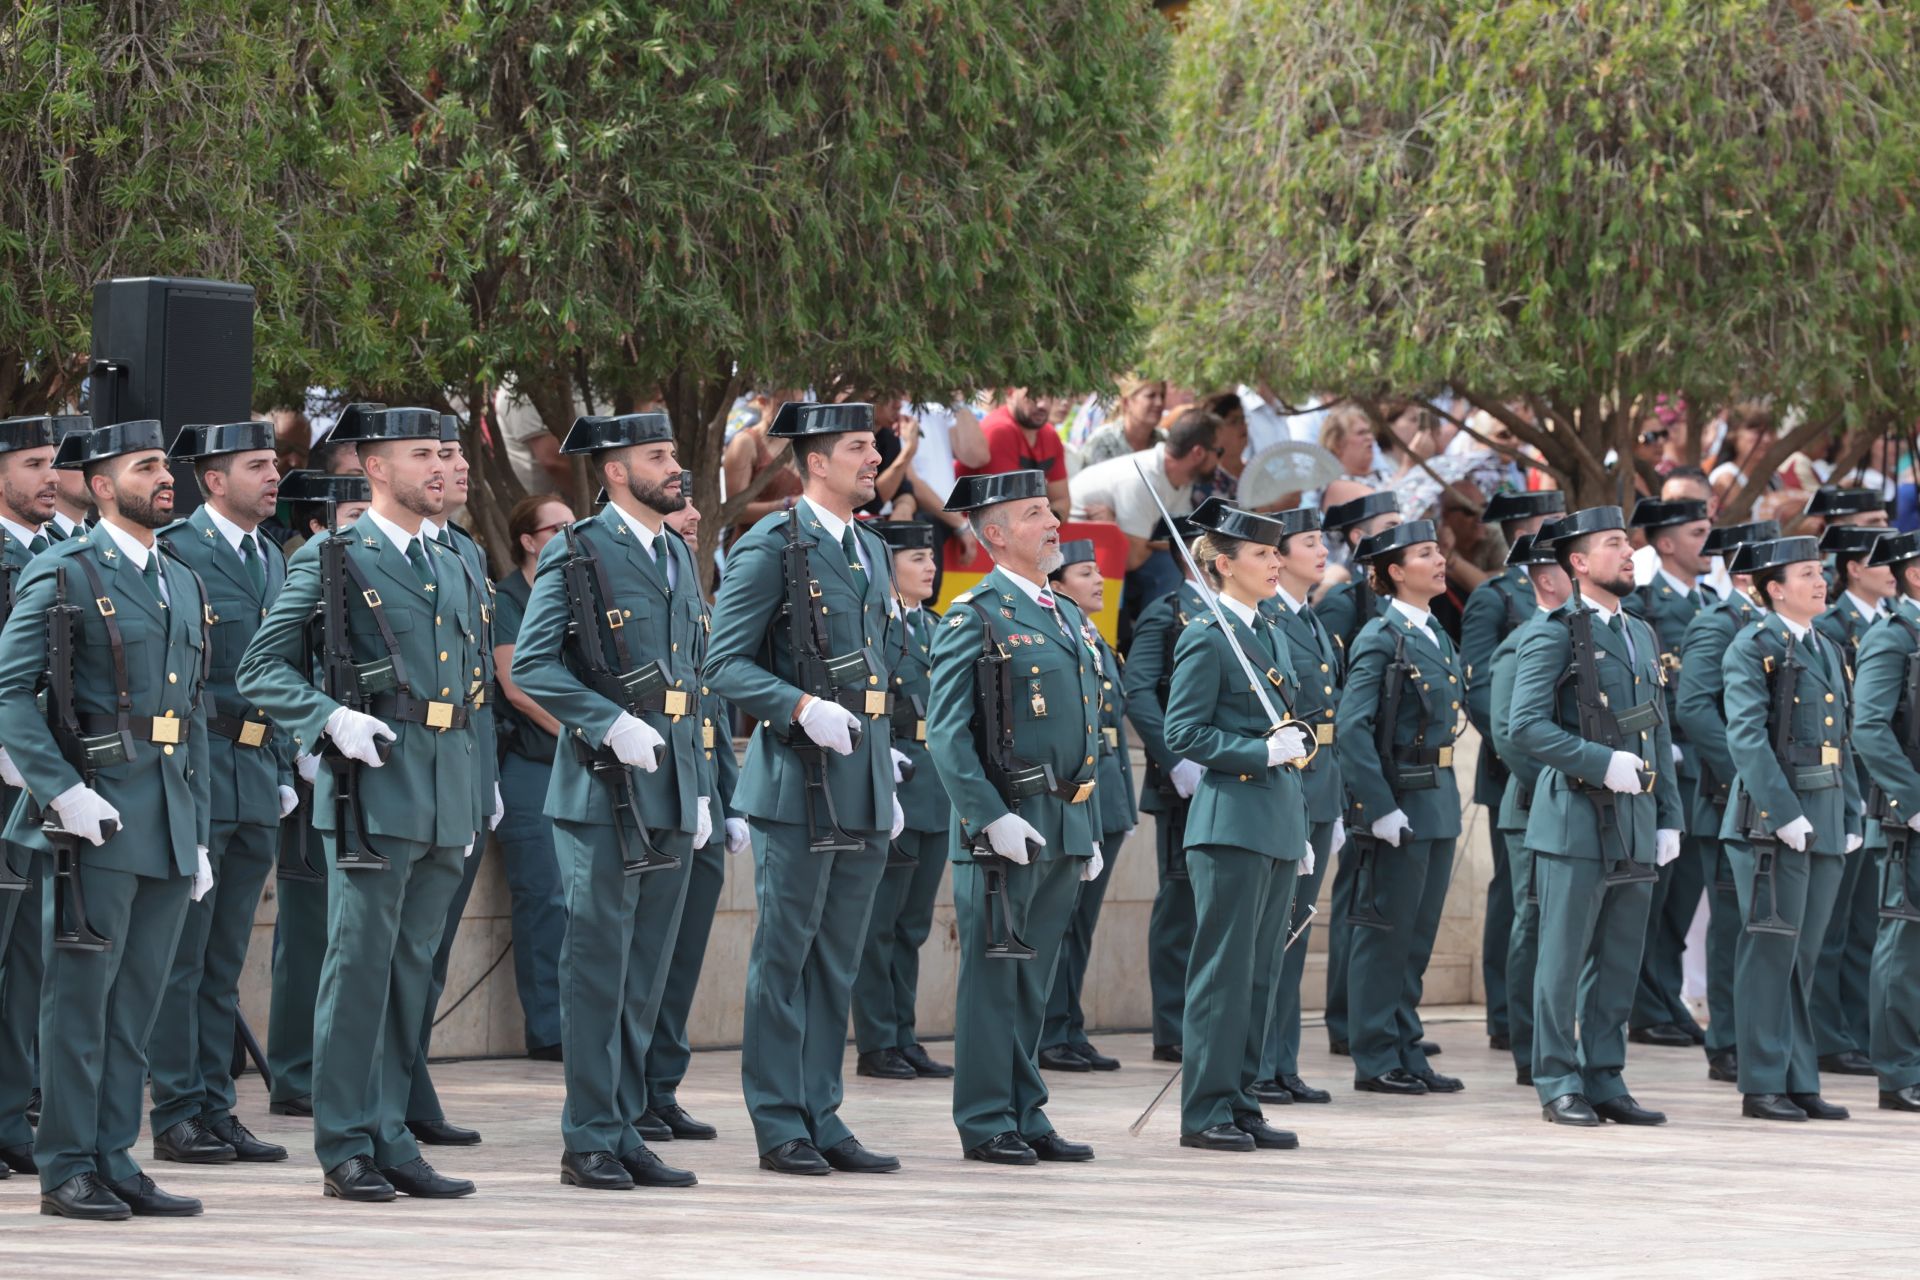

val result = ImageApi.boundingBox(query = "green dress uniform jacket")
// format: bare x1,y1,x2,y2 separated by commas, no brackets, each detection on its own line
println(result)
1810,591,1880,1059
1462,565,1535,805
1488,614,1547,1074
0,527,50,1152
1720,615,1861,855
1314,577,1384,663
0,528,211,1192
1334,607,1463,840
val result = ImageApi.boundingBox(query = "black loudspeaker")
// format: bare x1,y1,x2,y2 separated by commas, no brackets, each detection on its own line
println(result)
90,277,255,516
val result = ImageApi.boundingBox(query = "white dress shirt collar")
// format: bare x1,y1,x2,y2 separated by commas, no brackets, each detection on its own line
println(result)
98,517,154,572
366,507,423,557
1273,584,1309,615
202,503,257,554
1220,593,1261,629
1658,566,1697,598
1389,597,1434,633
1579,590,1621,623
1779,614,1813,641
51,511,80,537
606,498,662,553
0,515,41,548
802,498,866,573
996,564,1050,605
1845,590,1887,620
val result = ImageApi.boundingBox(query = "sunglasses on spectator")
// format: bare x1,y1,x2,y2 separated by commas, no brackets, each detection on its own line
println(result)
1637,429,1669,445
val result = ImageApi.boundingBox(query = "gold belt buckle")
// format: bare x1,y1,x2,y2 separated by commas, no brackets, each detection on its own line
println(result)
1315,723,1335,745
151,715,181,745
662,689,690,718
864,690,889,716
913,719,927,743
425,701,455,730
1436,745,1453,768
1822,746,1841,766
238,720,267,748
1069,780,1095,804
1103,726,1119,748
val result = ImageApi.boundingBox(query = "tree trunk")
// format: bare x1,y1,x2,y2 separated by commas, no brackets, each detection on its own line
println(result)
659,362,742,596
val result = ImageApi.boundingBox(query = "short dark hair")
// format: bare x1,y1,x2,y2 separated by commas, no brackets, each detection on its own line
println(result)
1666,464,1708,484
507,493,562,567
1202,391,1243,420
194,453,237,499
1554,530,1596,577
1164,409,1220,460
790,434,835,475
310,437,358,475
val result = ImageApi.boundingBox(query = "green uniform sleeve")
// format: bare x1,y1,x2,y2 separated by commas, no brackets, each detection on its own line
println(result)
1853,624,1920,815
1488,633,1541,792
0,556,84,805
506,535,625,748
1509,617,1617,788
1675,609,1737,786
1459,578,1508,739
1120,594,1179,773
1632,616,1682,829
236,538,342,753
1333,626,1395,820
925,602,1007,842
1164,623,1269,775
703,526,806,728
1722,634,1803,831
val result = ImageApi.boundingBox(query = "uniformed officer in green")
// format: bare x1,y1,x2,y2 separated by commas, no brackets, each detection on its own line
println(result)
1719,535,1861,1121
1486,531,1573,1085
705,401,904,1176
510,411,709,1190
1039,537,1136,1073
262,467,371,1119
852,520,957,1082
238,404,486,1200
926,469,1102,1166
1332,518,1463,1094
1809,522,1890,1079
1673,519,1778,1083
1121,515,1205,1063
1253,504,1343,1106
1510,506,1683,1126
1164,502,1312,1152
1460,489,1565,1052
1315,489,1401,1057
145,422,294,1166
0,419,212,1218
1848,529,1920,1113
1622,495,1713,1050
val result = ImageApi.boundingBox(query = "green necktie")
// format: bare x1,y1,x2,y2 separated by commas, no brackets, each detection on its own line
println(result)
436,527,453,548
841,527,864,574
240,533,267,594
406,537,436,589
27,533,47,554
141,553,166,606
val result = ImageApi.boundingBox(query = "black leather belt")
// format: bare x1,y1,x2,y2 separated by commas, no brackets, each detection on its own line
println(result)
630,688,694,717
80,713,192,745
1783,743,1842,768
828,686,893,718
368,692,472,731
208,713,275,748
1009,764,1094,804
1397,744,1455,767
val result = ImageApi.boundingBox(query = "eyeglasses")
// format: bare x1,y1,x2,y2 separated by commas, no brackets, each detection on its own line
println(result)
529,521,570,537
1638,429,1669,445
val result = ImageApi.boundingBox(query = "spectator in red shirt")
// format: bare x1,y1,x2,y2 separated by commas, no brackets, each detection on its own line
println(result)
957,388,1071,518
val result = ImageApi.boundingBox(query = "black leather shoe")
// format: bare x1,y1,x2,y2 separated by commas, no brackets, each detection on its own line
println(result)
1789,1092,1849,1120
0,1143,32,1174
1418,1040,1442,1057
1279,1073,1331,1104
322,1155,397,1201
40,1172,132,1220
856,1048,918,1079
207,1115,288,1163
1629,1023,1695,1048
1707,1050,1739,1083
1152,1044,1183,1063
1680,1019,1707,1045
560,1150,632,1190
1250,1079,1294,1105
1541,1094,1600,1126
759,1138,830,1175
1516,1066,1534,1087
898,1043,954,1078
527,1043,563,1062
1819,1050,1875,1076
822,1137,899,1174
618,1144,697,1187
1594,1094,1667,1126
153,1116,236,1164
268,1095,313,1117
406,1119,481,1146
965,1131,1037,1166
1028,1132,1095,1162
1411,1069,1464,1094
1742,1093,1807,1121
380,1157,476,1198
1038,1044,1092,1072
0,1160,8,1179
1328,1039,1350,1057
1232,1114,1299,1150
108,1173,203,1216
1074,1041,1122,1072
1489,1031,1511,1051
634,1110,673,1142
656,1104,716,1140
1180,1123,1255,1152
1880,1086,1920,1112
1355,1069,1428,1096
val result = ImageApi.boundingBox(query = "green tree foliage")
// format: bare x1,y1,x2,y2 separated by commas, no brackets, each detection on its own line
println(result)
1148,0,1920,508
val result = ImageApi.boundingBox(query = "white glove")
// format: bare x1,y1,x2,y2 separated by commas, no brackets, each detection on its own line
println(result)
1266,727,1309,768
1774,815,1814,853
1670,743,1684,765
1906,811,1920,834
191,845,213,902
324,706,397,767
890,747,912,784
981,813,1043,864
604,712,665,772
1370,809,1412,847
1602,750,1645,795
489,781,505,832
277,785,300,819
1169,758,1204,799
49,783,122,847
294,751,321,783
725,816,751,854
1331,818,1347,858
1846,832,1864,854
0,747,23,788
1656,828,1682,867
694,796,712,848
1081,841,1104,883
890,796,905,840
797,697,861,756
1299,846,1316,877
463,840,476,859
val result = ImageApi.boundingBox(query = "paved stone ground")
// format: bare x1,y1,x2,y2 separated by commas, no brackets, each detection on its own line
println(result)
2,1007,1915,1278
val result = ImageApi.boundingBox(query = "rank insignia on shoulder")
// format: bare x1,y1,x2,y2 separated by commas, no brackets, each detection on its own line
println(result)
948,614,966,627
1000,607,1014,619
363,537,379,548
100,547,116,560
203,527,216,539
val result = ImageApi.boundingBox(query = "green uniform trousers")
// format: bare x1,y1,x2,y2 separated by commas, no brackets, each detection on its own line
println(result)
556,818,692,1154
0,847,44,1148
1482,821,1513,1039
1041,825,1125,1052
742,819,886,1155
1147,807,1195,1049
1261,819,1333,1079
1701,840,1741,1057
406,838,487,1126
1530,853,1653,1107
311,834,463,1172
852,827,950,1055
1630,835,1706,1033
1725,842,1845,1095
1322,847,1358,1049
1871,847,1920,1091
1811,846,1875,1056
1504,840,1539,1075
950,855,1080,1151
1183,850,1296,1133
1346,838,1455,1079
149,819,276,1133
37,864,191,1190
267,827,327,1108
645,837,726,1109
493,749,567,1051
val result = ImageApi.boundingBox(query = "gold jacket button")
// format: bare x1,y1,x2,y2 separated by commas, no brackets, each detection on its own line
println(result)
439,651,448,661
163,745,175,756
441,687,451,697
167,673,178,684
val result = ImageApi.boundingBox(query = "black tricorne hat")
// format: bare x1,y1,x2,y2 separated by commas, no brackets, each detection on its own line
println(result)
1630,497,1709,531
873,520,936,552
1868,530,1920,569
1151,513,1201,545
327,403,441,443
560,412,673,455
1321,490,1399,532
1190,497,1285,548
279,468,372,504
1818,524,1887,558
1271,506,1321,540
55,419,167,470
944,469,1047,512
1356,518,1438,561
0,414,59,454
1703,519,1781,558
1548,505,1626,542
1052,539,1099,573
1729,536,1821,576
1482,490,1565,525
1506,532,1558,567
1807,487,1888,520
169,420,277,462
767,401,873,439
